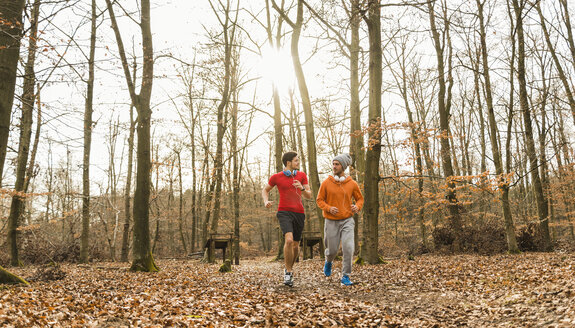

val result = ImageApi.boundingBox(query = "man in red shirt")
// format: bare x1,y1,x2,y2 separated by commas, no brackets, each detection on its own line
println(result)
262,152,312,287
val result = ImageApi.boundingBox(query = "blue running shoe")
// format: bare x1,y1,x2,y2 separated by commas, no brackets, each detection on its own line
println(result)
341,275,353,286
323,261,332,277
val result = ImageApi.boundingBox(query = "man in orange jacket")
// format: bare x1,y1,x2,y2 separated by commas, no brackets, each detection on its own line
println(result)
316,153,364,286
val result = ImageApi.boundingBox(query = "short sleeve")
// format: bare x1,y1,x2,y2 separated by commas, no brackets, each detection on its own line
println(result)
268,174,277,187
300,172,309,185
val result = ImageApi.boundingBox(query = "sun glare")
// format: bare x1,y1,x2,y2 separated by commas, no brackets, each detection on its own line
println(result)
259,46,295,94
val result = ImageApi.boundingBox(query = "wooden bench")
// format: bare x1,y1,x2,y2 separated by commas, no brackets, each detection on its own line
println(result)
187,251,204,259
300,231,323,260
204,233,233,263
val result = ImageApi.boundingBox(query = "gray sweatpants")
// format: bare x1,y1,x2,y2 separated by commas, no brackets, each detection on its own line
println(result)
324,217,355,277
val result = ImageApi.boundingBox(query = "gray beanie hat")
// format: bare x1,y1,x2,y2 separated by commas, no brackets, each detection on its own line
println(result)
333,153,352,171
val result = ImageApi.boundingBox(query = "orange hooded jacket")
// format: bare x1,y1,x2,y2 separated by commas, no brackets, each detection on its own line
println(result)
316,175,364,220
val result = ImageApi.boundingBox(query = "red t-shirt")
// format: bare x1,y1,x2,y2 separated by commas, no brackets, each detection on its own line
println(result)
268,171,308,213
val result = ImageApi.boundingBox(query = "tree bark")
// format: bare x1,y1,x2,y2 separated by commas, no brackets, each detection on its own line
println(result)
105,0,158,271
427,0,462,249
80,0,97,263
511,0,552,251
23,85,41,194
231,85,240,265
391,36,428,251
535,2,575,127
0,0,25,186
266,0,284,173
120,100,135,262
559,0,575,74
274,0,324,233
0,265,28,285
477,0,519,253
176,151,187,254
207,0,237,263
7,0,40,266
361,0,382,264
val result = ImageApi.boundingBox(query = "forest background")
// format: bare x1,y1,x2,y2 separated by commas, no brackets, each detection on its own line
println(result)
1,0,574,274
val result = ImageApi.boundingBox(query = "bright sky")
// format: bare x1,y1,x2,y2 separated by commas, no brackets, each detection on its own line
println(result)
6,0,565,204
6,0,352,197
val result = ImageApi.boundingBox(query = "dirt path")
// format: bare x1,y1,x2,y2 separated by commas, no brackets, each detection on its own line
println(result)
1,253,574,327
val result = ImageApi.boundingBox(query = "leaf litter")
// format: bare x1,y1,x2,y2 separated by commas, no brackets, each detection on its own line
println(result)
0,253,574,327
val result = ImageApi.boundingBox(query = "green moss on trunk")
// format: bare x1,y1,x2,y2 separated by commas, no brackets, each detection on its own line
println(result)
218,259,232,273
129,252,159,272
0,265,29,285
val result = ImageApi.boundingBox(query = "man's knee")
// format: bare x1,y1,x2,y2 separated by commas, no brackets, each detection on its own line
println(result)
284,234,295,245
285,238,297,247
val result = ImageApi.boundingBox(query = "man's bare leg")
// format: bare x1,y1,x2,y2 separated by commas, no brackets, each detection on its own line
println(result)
284,232,295,272
291,243,300,268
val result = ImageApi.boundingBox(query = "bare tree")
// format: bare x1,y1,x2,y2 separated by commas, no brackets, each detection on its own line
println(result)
0,0,29,283
0,0,26,186
266,0,285,173
7,0,40,266
80,0,97,263
510,0,552,251
360,0,383,264
206,0,239,263
426,0,462,249
386,32,429,250
535,1,575,126
273,0,324,233
105,0,159,271
476,0,519,253
120,87,136,262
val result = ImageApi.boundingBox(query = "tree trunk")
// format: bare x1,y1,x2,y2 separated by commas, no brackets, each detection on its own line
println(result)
535,2,575,127
105,0,158,271
511,0,552,251
7,0,40,266
0,0,25,186
80,0,97,263
427,0,462,249
348,0,364,253
120,100,135,262
207,0,237,263
23,85,41,194
392,37,428,251
176,151,187,254
265,0,284,173
477,0,519,253
151,145,160,254
231,87,240,265
361,0,382,264
281,0,324,233
559,0,575,74
190,107,198,253
0,265,28,285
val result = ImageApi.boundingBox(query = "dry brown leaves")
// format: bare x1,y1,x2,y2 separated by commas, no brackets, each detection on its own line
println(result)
1,253,574,327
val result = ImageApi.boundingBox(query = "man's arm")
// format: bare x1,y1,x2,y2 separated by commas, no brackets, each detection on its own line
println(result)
262,184,274,208
301,184,312,199
351,182,364,213
292,179,312,199
316,182,338,215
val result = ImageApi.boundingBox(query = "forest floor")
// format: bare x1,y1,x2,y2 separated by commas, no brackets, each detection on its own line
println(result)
1,253,574,327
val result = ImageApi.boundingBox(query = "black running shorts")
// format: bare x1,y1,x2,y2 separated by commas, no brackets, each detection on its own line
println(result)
277,211,305,241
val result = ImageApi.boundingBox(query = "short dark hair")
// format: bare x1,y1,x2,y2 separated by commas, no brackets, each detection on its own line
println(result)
282,151,298,167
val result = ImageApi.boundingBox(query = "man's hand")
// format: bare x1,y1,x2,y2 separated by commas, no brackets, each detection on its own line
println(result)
292,180,304,190
329,206,339,215
351,204,359,213
264,200,273,208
